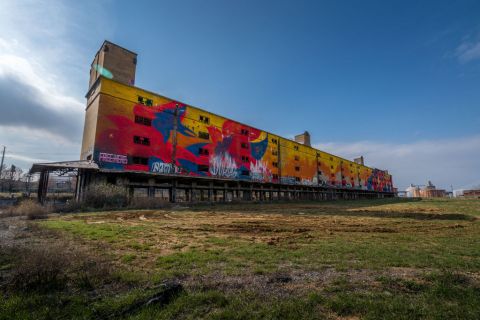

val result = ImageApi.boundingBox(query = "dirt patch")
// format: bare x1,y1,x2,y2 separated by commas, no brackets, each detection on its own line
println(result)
181,266,435,298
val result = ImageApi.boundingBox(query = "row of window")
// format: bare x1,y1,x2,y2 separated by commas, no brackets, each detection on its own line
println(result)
133,116,365,173
132,142,364,178
133,103,360,169
130,157,364,184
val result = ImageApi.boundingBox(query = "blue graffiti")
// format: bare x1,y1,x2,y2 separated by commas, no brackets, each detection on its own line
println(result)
250,136,268,160
215,135,233,154
152,105,195,143
185,143,209,156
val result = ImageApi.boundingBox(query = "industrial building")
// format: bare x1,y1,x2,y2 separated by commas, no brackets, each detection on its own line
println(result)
405,181,446,198
32,41,394,203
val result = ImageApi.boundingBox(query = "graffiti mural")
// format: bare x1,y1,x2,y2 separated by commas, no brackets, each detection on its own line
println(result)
88,78,393,192
250,161,272,182
209,153,238,178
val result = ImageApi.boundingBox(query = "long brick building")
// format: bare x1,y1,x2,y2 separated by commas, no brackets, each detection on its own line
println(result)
32,41,394,203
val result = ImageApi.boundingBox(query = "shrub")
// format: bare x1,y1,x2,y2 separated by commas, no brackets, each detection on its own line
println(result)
1,199,49,219
84,182,128,209
2,242,113,293
8,244,68,292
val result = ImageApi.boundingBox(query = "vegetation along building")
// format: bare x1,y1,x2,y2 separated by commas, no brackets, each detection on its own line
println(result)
32,41,394,202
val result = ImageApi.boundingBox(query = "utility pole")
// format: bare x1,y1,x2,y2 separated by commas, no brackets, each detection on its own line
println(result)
0,146,5,178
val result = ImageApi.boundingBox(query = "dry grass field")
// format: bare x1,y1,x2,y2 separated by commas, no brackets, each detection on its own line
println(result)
1,198,479,319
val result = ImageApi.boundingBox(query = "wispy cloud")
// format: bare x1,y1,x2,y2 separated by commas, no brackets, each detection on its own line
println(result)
455,38,480,63
314,135,480,191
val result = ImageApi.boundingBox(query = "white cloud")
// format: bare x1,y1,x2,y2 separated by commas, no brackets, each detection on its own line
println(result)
0,52,84,112
0,126,80,170
0,0,111,170
314,135,480,191
456,39,480,63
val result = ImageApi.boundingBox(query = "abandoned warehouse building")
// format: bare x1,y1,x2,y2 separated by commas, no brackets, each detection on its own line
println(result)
30,41,394,203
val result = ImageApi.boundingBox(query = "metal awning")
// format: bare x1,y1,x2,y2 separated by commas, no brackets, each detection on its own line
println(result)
30,160,99,174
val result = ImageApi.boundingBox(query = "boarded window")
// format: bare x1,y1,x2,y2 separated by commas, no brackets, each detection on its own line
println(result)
138,96,153,106
135,115,152,126
198,164,209,172
133,187,148,197
199,115,210,124
198,131,210,140
133,136,150,146
199,148,209,156
132,156,148,165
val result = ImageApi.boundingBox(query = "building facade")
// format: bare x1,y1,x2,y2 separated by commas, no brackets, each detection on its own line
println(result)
79,41,393,197
33,40,395,203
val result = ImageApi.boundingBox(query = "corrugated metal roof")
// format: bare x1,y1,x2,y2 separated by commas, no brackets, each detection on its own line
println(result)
30,160,99,173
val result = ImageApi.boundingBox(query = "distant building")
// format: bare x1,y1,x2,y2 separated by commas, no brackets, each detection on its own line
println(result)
462,189,480,198
353,156,364,166
405,181,446,198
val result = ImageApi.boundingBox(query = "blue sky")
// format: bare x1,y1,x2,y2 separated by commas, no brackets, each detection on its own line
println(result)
0,0,479,190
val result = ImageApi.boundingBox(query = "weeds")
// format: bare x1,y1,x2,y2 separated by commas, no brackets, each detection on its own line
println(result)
1,242,113,293
84,182,128,208
1,198,479,319
0,199,49,219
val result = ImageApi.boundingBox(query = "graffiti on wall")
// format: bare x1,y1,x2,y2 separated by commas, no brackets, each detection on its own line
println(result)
92,79,393,192
150,161,181,174
99,152,127,164
209,153,238,178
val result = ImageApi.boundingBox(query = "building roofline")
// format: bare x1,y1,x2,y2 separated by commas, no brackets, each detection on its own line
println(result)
103,40,138,55
90,40,138,66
